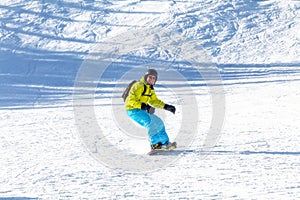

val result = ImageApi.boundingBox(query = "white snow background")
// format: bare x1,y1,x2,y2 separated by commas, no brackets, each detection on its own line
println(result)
1,0,300,199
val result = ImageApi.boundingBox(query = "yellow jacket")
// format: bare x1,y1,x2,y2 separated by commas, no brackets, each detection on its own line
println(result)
125,77,165,110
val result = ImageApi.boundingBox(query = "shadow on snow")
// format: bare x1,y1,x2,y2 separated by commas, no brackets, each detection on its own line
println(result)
148,149,300,156
1,47,300,110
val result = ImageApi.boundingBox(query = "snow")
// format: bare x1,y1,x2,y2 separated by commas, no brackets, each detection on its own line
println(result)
1,0,300,199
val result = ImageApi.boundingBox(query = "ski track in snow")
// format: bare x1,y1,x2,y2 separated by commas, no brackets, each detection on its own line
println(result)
1,0,300,199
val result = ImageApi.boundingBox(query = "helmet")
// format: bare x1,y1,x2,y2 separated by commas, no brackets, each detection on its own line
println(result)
144,69,158,81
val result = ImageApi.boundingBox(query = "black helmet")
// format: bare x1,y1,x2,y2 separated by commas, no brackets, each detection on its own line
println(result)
144,69,158,81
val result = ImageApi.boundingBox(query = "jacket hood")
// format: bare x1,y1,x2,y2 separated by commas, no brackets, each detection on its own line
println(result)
140,77,155,88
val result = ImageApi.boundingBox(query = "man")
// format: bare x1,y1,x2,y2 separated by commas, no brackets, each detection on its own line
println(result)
125,69,176,150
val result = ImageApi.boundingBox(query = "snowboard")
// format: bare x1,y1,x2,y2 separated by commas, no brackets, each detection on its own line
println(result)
147,142,177,155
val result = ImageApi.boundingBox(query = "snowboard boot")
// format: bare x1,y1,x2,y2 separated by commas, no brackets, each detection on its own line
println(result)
164,141,177,150
151,142,163,150
151,141,177,150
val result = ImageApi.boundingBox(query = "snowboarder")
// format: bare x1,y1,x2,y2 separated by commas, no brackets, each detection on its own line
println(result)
125,69,176,150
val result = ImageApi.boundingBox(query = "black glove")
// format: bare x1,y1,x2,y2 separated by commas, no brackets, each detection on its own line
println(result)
164,104,176,114
141,103,155,114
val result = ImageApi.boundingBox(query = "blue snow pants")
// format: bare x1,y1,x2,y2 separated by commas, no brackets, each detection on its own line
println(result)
126,109,170,145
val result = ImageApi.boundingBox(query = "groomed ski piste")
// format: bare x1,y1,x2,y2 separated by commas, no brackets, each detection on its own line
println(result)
1,0,300,199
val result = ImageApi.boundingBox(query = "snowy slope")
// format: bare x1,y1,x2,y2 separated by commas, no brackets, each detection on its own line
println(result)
1,0,300,199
